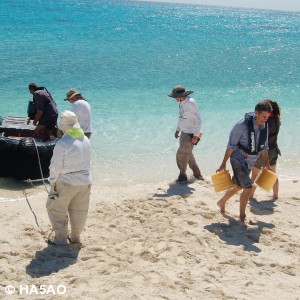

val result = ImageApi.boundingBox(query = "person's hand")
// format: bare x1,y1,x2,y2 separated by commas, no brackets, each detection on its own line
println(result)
33,119,38,126
264,163,272,171
216,162,226,173
191,132,203,145
175,131,180,138
192,136,199,145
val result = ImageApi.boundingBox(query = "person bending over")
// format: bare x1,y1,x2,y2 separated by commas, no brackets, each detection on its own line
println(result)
216,100,272,222
28,83,58,140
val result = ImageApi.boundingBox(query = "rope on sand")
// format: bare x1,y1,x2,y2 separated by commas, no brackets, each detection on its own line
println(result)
23,191,40,228
27,137,50,194
21,138,52,228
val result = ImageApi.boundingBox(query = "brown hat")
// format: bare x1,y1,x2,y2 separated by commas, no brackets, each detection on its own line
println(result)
168,85,193,98
64,88,81,101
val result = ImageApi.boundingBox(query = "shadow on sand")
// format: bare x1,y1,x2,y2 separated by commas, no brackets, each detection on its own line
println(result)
249,198,277,215
205,214,275,253
153,180,196,198
0,176,48,191
26,244,81,278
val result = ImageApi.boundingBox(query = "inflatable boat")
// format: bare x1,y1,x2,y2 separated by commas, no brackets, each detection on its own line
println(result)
0,116,57,180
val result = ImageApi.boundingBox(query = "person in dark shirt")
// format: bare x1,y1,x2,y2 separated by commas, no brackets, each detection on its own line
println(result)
250,100,281,200
28,83,58,140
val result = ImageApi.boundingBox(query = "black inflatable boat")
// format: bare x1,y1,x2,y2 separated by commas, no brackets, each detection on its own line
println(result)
0,116,57,180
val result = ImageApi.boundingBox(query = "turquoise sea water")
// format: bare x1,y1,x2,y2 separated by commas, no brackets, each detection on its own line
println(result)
0,0,299,186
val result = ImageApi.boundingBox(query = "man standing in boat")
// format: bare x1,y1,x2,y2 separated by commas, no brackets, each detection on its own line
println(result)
28,83,58,140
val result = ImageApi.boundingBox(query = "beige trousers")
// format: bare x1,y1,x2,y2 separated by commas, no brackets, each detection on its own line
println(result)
176,132,201,177
46,181,91,245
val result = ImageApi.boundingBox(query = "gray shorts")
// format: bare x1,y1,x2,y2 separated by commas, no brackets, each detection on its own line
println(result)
254,147,280,168
230,158,252,189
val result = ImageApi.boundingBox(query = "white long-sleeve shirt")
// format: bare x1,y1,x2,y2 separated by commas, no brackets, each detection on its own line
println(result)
176,97,201,136
48,134,92,186
72,100,92,133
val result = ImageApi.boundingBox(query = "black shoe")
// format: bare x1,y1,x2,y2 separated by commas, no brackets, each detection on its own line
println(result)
177,175,188,183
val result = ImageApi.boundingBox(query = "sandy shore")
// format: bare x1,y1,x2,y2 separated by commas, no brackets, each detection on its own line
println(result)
0,177,299,299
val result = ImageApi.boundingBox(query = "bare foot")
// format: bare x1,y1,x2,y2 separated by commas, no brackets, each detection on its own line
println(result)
239,214,246,222
273,195,278,200
239,215,255,225
217,199,226,213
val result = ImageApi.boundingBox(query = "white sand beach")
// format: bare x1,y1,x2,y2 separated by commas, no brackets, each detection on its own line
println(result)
0,177,299,299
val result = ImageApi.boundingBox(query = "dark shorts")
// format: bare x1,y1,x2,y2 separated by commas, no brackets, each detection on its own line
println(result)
254,147,280,168
39,114,58,130
230,158,252,189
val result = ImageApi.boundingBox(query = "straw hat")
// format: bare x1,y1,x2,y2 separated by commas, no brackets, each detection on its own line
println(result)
58,110,81,131
64,88,81,101
168,85,193,98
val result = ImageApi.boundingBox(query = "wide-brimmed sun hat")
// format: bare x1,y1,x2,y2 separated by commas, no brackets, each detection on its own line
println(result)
168,85,193,98
64,88,81,101
58,110,81,131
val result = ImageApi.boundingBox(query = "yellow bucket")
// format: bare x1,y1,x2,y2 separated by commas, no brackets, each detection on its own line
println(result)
255,168,278,191
211,170,233,192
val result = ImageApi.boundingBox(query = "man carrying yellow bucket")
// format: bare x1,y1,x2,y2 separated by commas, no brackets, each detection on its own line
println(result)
216,100,272,222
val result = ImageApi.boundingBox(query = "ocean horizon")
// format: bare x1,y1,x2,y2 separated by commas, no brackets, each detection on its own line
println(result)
1,0,299,188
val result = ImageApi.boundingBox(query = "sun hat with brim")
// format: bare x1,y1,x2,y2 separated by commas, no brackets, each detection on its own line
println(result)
58,110,81,131
168,85,193,98
64,88,81,101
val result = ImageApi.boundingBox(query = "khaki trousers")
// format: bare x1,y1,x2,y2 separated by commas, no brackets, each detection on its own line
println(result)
176,132,201,177
46,181,91,245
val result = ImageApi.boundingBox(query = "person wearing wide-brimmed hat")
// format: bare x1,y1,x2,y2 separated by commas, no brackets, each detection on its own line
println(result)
168,85,204,183
65,88,92,138
47,110,92,246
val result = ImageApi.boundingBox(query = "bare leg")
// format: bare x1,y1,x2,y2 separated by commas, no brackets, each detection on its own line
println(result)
239,187,252,220
270,165,278,199
217,185,241,213
249,167,260,200
34,125,50,140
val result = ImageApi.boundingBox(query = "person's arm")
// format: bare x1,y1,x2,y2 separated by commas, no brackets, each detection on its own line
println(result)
175,116,180,138
260,125,271,170
48,141,65,185
261,149,271,170
33,109,43,126
188,100,201,136
217,147,233,172
32,93,44,126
